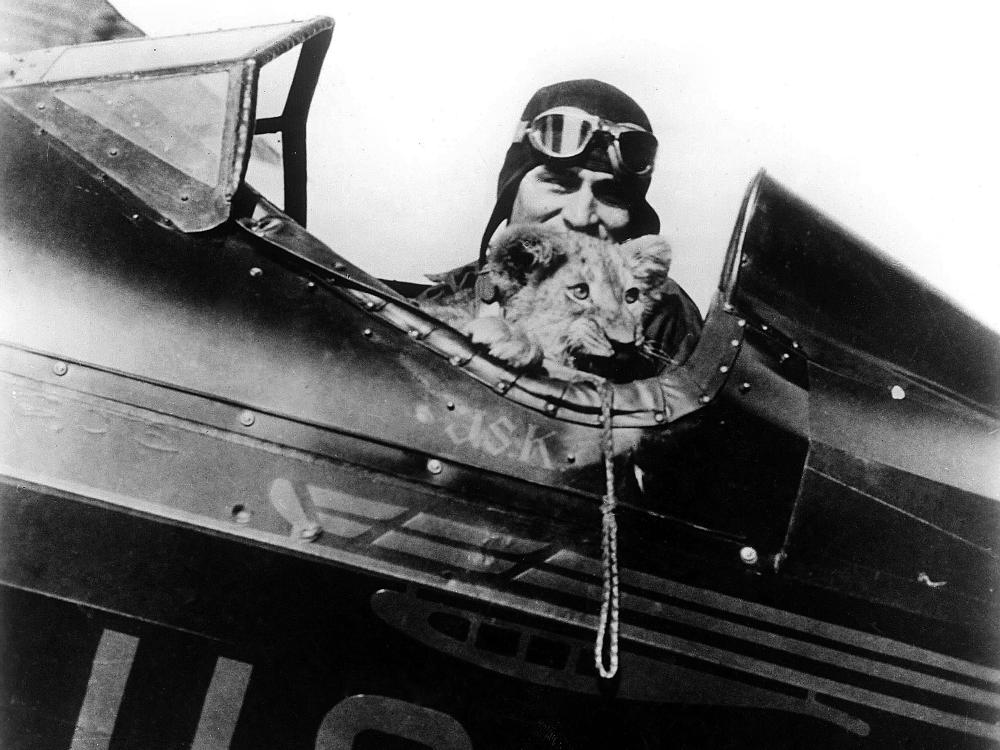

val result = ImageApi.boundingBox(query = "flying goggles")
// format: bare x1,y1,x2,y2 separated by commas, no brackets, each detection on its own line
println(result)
516,106,658,177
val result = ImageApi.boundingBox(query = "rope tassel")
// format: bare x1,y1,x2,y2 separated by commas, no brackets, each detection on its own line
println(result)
594,382,620,679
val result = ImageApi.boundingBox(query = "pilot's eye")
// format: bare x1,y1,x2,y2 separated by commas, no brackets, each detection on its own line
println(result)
625,287,640,303
539,168,580,191
569,283,590,300
593,181,630,208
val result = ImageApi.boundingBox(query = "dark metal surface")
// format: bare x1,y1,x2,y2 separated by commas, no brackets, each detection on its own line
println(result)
731,171,1000,415
3,482,999,747
782,444,999,631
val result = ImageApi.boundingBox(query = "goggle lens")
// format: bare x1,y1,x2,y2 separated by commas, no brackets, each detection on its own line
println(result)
617,130,658,174
533,112,595,156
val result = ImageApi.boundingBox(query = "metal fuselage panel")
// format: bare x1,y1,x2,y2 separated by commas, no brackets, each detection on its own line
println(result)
3,83,1000,748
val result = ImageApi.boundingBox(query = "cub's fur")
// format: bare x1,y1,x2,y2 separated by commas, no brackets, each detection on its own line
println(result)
423,224,672,377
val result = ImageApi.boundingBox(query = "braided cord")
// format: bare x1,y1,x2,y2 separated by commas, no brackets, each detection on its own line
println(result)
594,381,620,679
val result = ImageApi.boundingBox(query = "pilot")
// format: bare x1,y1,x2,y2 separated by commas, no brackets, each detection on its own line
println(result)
419,78,703,377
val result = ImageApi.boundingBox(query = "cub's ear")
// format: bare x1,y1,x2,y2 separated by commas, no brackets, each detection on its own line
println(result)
621,235,672,300
486,224,567,296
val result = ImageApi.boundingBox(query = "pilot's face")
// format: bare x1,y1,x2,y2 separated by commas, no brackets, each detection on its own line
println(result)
509,165,632,242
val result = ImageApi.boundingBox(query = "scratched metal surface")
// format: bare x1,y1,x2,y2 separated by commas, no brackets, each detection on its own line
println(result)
731,172,1000,415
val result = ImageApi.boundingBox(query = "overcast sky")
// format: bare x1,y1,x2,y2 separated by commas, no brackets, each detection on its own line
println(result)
115,1,1000,329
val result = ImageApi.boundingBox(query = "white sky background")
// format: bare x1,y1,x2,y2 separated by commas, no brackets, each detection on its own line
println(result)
115,0,1000,330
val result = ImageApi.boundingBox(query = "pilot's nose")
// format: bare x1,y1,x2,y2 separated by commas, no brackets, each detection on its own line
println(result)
561,184,599,234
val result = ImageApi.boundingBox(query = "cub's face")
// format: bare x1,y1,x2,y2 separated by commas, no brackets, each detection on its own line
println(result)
487,225,672,369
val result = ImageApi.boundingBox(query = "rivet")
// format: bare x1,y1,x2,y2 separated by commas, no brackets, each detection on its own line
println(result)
718,365,729,373
653,412,665,423
723,302,734,313
333,261,346,271
730,339,740,347
495,380,510,393
739,381,751,394
566,453,576,464
544,403,556,413
130,213,139,220
445,401,455,411
779,353,790,363
35,102,45,110
231,505,251,524
699,394,711,404
891,385,906,400
408,329,420,339
179,194,189,202
740,546,759,565
449,355,464,367
791,341,800,350
305,281,316,291
108,147,119,156
299,522,322,541
737,319,747,328
365,301,377,310
52,361,68,376
740,256,751,267
249,267,263,278
239,410,255,426
761,324,769,331
363,328,373,337
426,458,443,475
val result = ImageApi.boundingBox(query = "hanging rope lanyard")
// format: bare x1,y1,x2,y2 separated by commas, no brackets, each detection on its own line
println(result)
594,381,620,679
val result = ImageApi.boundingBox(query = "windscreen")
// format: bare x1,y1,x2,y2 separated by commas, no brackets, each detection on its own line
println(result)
54,72,230,186
41,22,306,81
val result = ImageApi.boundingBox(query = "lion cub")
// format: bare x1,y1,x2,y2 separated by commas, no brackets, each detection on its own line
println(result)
424,224,673,379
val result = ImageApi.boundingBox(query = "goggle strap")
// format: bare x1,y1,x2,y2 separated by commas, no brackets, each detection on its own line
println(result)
512,120,531,144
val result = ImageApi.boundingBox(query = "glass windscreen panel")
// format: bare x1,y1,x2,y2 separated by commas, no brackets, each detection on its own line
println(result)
54,71,230,186
41,22,305,82
245,132,285,207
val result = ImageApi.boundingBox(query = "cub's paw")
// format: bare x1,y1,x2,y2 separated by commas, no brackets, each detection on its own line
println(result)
463,316,511,346
463,318,542,369
565,318,614,358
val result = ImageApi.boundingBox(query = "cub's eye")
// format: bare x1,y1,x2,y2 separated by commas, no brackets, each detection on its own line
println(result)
568,283,590,300
624,287,640,304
